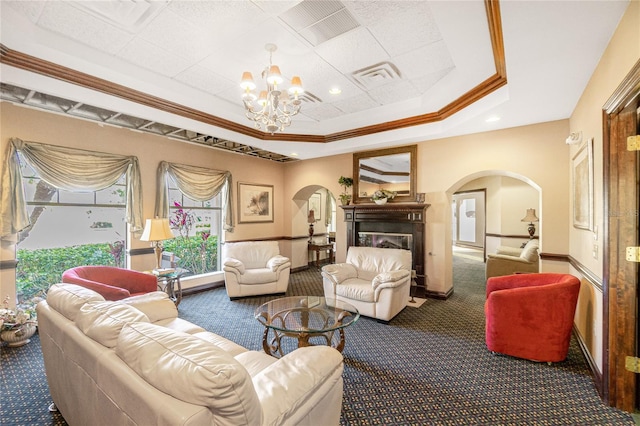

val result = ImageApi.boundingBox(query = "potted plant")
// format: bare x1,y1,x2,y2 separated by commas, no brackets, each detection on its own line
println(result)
338,176,353,205
371,189,397,205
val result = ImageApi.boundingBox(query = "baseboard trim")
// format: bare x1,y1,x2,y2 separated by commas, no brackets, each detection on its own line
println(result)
573,325,603,397
423,287,454,300
182,280,224,297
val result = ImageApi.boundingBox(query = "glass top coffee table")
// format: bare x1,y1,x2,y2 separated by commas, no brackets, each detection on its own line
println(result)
255,296,359,357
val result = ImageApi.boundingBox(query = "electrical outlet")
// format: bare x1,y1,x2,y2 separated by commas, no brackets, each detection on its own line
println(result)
593,244,598,259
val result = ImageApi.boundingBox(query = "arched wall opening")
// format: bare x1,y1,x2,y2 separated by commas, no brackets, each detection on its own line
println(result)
289,185,337,270
444,170,541,291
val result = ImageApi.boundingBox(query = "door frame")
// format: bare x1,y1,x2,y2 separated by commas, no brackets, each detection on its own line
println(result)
602,59,640,411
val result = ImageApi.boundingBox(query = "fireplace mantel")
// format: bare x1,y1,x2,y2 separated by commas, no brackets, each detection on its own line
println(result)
341,203,430,289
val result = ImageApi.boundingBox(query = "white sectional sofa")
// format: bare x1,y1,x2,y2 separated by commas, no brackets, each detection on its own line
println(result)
37,283,344,426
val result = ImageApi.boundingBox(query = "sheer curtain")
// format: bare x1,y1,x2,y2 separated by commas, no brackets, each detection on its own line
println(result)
1,138,143,241
155,161,233,232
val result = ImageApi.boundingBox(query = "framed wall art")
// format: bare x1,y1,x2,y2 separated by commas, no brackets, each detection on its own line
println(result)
308,193,322,221
572,137,594,230
238,182,274,223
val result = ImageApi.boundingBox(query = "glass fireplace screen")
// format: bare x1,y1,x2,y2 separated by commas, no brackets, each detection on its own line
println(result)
358,232,413,251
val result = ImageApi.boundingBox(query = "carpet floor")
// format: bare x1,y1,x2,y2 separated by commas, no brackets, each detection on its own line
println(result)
0,255,635,425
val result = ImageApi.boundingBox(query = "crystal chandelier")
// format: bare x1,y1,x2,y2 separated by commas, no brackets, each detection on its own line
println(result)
240,43,304,134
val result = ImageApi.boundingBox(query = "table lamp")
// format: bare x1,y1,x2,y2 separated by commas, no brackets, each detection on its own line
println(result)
140,218,174,269
521,208,539,238
308,209,316,242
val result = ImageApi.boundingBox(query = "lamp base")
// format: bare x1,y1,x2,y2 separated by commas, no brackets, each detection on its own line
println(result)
527,223,536,238
153,244,163,270
308,223,314,242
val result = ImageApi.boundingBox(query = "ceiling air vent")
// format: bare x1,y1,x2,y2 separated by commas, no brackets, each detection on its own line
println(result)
351,62,402,90
279,0,360,46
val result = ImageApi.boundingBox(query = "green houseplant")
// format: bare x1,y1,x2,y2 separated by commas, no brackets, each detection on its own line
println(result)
338,176,353,205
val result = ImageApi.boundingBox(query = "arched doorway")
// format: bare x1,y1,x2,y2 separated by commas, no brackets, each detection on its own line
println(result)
290,185,337,269
446,171,541,289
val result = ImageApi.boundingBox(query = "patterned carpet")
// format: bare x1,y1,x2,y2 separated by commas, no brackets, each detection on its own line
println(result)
0,255,635,425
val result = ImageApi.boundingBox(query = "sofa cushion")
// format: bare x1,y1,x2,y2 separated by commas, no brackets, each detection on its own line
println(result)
117,322,262,425
239,268,277,284
336,279,375,302
346,247,412,282
46,283,105,321
76,301,149,348
224,241,280,269
119,291,178,322
520,241,539,262
192,331,248,357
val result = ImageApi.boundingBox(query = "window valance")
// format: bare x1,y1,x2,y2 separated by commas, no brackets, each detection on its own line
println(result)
155,161,234,232
1,138,143,241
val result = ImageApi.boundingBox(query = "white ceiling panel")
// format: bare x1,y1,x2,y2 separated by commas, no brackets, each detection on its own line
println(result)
37,1,133,55
315,26,389,74
117,37,191,78
0,0,630,160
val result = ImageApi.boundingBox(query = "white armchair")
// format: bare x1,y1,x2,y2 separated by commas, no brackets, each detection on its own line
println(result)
321,246,412,323
222,241,291,299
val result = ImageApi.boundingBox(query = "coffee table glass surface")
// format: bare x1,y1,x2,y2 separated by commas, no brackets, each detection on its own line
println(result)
255,296,359,357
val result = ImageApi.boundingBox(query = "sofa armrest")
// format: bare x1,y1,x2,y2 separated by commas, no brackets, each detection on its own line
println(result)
486,254,533,264
62,276,130,300
118,270,158,294
223,257,245,274
371,270,411,290
267,255,291,272
495,246,523,256
252,346,343,426
321,263,358,285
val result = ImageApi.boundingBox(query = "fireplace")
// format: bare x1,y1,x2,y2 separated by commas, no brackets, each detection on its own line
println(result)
358,232,413,251
341,203,430,289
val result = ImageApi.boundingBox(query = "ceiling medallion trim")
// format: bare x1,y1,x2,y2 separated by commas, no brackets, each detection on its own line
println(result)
0,0,506,144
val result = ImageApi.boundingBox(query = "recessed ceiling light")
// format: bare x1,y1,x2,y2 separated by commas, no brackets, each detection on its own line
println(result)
485,116,501,123
329,87,342,95
290,152,299,157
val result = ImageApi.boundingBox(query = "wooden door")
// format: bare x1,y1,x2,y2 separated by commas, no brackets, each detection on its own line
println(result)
603,60,640,411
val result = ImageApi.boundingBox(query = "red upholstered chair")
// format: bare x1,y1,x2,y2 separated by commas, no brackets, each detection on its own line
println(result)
62,266,157,301
485,273,580,363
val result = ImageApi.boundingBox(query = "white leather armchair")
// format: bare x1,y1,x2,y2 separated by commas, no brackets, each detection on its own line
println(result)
321,246,412,323
222,241,291,299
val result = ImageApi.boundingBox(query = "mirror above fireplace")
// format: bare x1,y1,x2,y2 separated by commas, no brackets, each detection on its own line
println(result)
352,145,417,204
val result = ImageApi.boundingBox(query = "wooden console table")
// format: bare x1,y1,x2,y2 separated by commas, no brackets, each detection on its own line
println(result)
308,241,335,267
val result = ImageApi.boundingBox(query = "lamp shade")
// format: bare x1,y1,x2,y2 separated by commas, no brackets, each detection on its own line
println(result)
240,72,256,91
521,208,539,223
140,218,174,242
288,76,304,95
266,65,283,85
307,210,316,223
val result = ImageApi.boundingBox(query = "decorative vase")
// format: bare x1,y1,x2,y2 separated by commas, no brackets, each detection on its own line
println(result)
1,324,36,347
374,198,387,205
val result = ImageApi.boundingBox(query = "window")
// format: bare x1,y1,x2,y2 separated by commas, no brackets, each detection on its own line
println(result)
162,178,221,276
16,157,126,303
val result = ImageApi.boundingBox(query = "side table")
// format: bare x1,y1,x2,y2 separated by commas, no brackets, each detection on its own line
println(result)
308,241,334,268
155,270,185,307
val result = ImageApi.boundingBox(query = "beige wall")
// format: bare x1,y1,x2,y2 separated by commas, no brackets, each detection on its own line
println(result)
0,102,286,298
568,1,640,373
459,176,540,254
281,119,571,295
